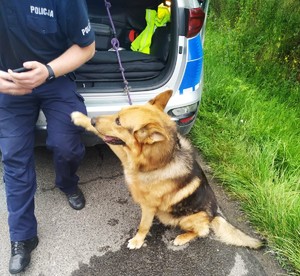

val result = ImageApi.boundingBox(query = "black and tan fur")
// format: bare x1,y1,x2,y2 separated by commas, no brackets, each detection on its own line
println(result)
71,90,262,249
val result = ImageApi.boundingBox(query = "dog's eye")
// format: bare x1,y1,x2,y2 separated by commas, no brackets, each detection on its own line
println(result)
115,117,121,126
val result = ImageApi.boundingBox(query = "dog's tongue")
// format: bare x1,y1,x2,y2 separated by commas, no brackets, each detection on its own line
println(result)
104,135,125,145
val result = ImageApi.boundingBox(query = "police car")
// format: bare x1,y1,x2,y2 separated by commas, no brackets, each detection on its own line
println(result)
36,0,209,146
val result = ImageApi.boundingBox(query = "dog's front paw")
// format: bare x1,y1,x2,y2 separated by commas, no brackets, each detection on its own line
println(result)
71,111,85,123
173,232,198,246
71,112,90,127
127,236,145,249
173,236,187,246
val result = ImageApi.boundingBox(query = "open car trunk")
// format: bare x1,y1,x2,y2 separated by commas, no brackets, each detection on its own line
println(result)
76,0,178,92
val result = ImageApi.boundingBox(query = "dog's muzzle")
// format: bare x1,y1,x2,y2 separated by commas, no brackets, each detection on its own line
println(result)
91,118,96,127
90,117,125,145
103,135,125,145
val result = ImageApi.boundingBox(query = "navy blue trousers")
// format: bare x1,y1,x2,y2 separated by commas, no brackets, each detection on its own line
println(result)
0,76,87,241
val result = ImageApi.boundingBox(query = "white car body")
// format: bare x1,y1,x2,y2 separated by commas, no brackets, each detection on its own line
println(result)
35,0,209,146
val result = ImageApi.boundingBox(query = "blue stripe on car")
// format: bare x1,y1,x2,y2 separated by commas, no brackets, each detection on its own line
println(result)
179,33,203,94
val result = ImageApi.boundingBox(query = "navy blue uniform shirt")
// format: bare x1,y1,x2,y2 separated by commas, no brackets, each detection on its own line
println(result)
0,0,95,71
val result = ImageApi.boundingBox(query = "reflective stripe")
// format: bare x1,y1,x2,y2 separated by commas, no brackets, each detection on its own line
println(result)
179,33,203,94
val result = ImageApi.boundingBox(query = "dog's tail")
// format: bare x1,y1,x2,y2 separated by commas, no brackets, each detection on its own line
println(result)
210,216,263,249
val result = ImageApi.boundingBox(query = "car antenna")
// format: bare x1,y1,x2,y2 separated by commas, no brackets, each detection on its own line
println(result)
104,0,133,105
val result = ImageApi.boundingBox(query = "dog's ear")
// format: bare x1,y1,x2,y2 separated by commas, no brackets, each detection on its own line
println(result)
134,123,167,144
148,90,173,111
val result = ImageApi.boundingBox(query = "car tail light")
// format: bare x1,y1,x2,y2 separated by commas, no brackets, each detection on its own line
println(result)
186,8,205,38
178,114,196,125
168,102,198,126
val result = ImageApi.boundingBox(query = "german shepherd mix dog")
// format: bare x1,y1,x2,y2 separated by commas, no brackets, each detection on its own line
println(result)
71,90,262,250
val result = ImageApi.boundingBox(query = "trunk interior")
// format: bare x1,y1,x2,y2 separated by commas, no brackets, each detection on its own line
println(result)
76,0,178,92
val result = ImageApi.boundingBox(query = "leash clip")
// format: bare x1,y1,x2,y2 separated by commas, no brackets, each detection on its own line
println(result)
123,84,132,105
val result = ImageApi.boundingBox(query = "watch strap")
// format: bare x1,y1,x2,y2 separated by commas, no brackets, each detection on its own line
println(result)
45,64,55,82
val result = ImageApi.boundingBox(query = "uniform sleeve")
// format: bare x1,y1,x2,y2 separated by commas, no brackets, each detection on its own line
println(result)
60,0,95,47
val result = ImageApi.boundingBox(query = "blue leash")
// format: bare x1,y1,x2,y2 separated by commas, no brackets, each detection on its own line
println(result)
104,0,132,105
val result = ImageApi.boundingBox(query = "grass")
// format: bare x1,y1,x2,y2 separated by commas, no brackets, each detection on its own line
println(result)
189,3,300,274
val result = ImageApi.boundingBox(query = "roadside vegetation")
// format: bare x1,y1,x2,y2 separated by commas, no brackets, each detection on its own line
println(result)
190,0,300,274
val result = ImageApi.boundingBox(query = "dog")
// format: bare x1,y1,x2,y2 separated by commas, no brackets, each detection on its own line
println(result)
71,90,263,250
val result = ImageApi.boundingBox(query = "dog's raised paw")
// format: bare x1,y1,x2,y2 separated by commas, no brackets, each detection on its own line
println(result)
71,111,84,122
71,112,90,128
127,237,144,249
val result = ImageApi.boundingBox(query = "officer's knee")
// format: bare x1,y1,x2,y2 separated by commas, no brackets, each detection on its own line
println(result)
47,135,85,161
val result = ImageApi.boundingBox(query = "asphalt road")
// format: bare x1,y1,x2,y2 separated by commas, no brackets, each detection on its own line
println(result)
0,145,287,276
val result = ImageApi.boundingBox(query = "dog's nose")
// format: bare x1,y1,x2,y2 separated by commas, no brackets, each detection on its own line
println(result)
91,118,96,127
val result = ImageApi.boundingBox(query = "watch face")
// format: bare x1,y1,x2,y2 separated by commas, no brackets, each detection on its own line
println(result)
46,75,54,82
46,65,55,82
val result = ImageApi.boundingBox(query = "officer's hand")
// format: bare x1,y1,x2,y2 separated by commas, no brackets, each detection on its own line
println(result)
0,70,33,96
8,61,49,91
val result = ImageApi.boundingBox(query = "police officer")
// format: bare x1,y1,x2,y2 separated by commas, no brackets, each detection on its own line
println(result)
0,1,95,274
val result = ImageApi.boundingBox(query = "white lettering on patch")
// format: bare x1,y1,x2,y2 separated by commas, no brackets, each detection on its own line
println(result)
81,22,91,36
30,6,54,18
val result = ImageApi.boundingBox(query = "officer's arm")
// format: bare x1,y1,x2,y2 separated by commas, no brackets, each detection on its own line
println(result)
46,42,96,79
7,42,95,92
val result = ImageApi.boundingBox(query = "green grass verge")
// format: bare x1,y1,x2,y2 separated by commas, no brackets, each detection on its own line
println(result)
190,16,300,275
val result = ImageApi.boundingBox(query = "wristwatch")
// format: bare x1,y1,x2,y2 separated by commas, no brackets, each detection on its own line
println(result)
45,64,55,82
